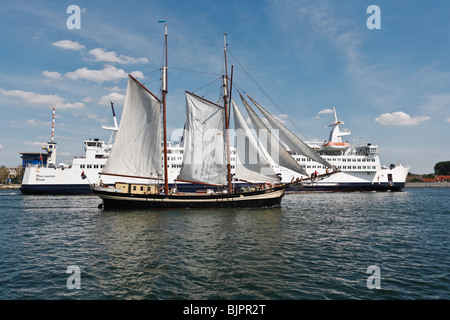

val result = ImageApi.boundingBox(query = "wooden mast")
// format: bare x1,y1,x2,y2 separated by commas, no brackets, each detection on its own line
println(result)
223,33,232,193
162,24,169,194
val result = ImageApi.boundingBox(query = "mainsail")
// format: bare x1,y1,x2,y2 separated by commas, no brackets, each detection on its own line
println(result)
176,92,227,186
246,94,333,169
101,75,162,179
232,100,279,183
239,93,308,176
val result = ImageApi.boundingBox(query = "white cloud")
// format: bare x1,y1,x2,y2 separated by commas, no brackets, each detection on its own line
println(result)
98,92,126,106
65,65,143,83
375,111,430,126
52,40,85,51
89,48,148,64
0,144,4,150
0,88,85,110
445,117,450,123
317,108,333,115
42,71,62,80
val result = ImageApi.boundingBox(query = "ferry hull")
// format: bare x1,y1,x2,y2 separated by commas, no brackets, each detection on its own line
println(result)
20,165,101,195
20,184,93,195
92,185,287,209
287,182,405,193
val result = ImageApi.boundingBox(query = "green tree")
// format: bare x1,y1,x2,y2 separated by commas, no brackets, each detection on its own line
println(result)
12,167,25,184
0,166,8,183
434,161,450,175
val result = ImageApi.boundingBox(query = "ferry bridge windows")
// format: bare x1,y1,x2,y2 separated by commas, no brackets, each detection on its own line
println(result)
79,164,105,169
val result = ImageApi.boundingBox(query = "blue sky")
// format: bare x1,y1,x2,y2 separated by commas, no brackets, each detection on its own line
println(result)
1,0,449,174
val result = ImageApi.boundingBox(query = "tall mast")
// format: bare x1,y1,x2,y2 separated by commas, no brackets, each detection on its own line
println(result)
162,24,169,194
223,33,232,193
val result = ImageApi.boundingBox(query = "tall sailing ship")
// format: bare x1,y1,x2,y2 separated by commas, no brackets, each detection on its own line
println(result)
91,28,316,209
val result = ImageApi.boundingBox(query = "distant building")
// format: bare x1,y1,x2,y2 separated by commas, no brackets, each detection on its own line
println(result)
7,166,21,178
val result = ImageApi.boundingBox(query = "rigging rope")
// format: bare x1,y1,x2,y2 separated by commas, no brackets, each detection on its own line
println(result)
227,49,311,141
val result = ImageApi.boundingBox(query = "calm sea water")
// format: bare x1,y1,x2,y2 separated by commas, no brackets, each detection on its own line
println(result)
0,188,448,300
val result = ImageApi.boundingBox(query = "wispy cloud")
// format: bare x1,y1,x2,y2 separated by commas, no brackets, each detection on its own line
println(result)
0,89,85,110
85,112,108,123
445,117,450,123
10,119,51,127
313,108,333,119
89,48,148,65
419,93,450,113
52,40,85,51
375,111,430,126
24,141,47,147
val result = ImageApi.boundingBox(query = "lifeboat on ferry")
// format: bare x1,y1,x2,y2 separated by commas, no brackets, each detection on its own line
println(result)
322,141,350,151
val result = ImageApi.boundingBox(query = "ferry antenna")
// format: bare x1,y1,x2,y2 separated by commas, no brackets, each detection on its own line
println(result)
51,107,55,142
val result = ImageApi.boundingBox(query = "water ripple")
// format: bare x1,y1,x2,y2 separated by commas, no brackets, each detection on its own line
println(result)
0,188,448,299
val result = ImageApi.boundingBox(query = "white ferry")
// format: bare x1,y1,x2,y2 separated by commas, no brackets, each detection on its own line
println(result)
20,106,118,195
279,107,410,192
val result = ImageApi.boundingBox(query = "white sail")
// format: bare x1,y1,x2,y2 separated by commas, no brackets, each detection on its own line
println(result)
239,93,308,176
246,94,333,169
232,100,279,183
176,92,227,186
102,75,162,179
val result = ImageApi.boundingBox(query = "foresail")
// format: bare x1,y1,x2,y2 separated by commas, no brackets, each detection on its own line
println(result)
176,92,227,186
102,75,162,179
232,100,279,183
239,93,308,176
246,95,333,169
